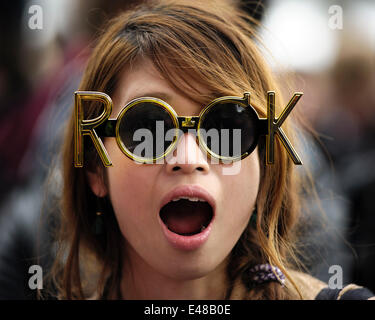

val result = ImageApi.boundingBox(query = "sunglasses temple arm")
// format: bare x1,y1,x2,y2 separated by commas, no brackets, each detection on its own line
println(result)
96,119,117,137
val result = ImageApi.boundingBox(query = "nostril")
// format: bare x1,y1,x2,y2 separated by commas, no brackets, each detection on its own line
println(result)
171,166,204,172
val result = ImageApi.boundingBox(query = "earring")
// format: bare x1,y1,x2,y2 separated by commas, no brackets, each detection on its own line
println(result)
93,197,105,235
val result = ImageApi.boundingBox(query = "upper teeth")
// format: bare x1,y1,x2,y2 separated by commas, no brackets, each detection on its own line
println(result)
171,196,207,202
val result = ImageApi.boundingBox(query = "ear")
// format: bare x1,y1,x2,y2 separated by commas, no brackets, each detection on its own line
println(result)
86,169,108,197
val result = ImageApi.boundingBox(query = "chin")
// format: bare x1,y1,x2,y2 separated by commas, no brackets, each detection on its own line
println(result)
156,249,227,281
164,264,217,281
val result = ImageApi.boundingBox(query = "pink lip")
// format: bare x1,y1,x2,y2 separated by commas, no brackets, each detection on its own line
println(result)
158,185,216,251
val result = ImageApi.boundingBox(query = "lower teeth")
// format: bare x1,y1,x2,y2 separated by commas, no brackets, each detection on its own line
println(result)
167,224,207,235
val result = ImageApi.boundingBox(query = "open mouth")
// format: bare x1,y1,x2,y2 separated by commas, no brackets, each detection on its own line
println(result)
159,197,214,236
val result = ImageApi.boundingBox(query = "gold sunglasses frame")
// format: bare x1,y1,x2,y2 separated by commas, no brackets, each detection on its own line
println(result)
74,91,303,167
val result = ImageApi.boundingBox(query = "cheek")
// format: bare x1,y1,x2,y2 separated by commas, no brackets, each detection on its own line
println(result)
104,141,156,231
107,165,149,204
219,151,260,224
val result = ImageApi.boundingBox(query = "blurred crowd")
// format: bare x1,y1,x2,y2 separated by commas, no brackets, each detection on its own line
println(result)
0,0,374,299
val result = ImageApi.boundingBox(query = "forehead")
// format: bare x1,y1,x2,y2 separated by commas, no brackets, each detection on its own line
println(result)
112,59,208,116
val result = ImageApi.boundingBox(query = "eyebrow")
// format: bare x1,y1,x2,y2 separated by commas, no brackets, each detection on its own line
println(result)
126,91,173,103
113,92,174,117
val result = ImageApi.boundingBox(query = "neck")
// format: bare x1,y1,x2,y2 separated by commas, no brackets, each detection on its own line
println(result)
120,246,229,300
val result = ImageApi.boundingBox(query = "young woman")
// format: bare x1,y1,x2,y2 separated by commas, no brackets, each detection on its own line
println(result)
49,0,374,300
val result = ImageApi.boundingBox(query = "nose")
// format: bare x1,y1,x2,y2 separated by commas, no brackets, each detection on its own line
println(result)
165,132,209,174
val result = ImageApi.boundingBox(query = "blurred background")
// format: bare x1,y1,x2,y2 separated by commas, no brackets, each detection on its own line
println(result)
0,0,374,299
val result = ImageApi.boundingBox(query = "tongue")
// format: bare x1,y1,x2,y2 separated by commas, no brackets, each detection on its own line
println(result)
160,199,212,235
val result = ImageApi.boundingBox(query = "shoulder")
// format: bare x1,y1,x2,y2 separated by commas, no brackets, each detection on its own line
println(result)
286,270,375,300
229,269,328,300
228,269,375,300
315,284,375,300
285,270,327,299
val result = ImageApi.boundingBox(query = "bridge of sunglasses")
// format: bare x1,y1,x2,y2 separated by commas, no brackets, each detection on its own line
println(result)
178,116,200,132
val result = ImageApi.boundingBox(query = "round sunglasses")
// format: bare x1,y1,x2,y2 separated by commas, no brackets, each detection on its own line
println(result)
96,93,268,164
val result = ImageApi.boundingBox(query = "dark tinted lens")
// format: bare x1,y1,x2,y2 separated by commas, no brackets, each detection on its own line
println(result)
118,102,175,159
199,102,258,158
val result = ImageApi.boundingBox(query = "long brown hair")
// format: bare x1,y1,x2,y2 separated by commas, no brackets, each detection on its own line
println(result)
49,0,307,299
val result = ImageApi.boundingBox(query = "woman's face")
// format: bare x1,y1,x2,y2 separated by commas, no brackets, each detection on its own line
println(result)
89,59,260,280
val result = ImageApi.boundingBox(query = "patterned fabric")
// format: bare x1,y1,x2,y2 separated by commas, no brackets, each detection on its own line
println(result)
249,264,286,286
